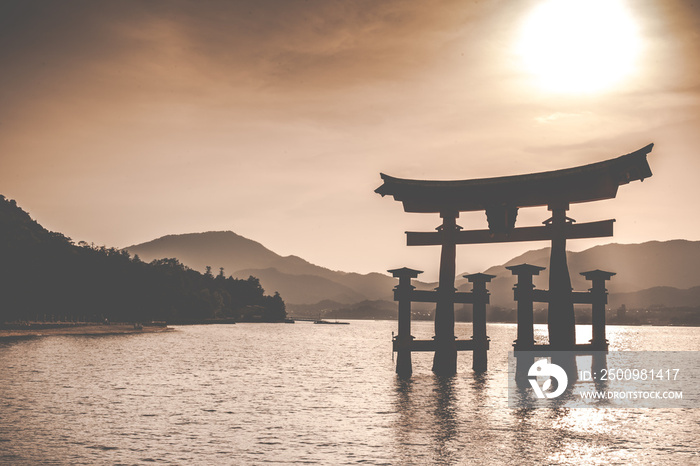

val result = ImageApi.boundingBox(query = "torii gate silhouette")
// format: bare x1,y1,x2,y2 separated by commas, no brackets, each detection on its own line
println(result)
376,144,654,376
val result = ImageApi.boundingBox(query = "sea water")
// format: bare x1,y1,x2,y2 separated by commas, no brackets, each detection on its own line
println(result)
0,322,698,465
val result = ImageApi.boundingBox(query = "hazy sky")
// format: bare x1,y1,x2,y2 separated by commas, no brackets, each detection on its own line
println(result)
2,0,700,279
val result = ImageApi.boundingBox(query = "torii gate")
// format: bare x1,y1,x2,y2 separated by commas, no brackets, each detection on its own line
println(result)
376,144,654,376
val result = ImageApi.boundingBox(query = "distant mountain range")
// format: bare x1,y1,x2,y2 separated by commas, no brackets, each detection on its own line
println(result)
472,240,700,308
126,232,700,312
126,231,398,305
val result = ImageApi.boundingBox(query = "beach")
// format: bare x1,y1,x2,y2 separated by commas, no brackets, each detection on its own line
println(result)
0,323,172,339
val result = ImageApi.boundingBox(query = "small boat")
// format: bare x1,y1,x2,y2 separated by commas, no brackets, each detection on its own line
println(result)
284,318,295,323
313,319,349,325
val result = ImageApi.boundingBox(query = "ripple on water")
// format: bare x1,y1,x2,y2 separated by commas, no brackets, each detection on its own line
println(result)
0,322,698,464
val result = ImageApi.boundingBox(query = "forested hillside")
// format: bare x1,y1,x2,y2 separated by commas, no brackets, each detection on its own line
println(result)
0,196,285,323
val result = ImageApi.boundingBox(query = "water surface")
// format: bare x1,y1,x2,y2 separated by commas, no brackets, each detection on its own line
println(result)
0,322,698,464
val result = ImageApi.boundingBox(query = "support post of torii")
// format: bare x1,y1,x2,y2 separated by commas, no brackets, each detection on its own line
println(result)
465,272,495,372
507,263,545,350
581,269,616,349
433,211,460,376
389,267,421,377
546,203,576,349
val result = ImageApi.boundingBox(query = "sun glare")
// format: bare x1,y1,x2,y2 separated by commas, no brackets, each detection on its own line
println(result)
517,0,641,94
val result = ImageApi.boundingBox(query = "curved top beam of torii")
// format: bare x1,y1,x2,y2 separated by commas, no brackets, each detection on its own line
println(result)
375,143,654,214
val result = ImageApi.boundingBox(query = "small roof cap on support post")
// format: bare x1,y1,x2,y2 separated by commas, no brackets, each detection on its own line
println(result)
506,263,546,275
388,267,423,278
580,269,616,280
464,272,496,283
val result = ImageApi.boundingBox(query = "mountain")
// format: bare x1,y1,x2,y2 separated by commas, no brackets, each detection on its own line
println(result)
463,240,700,308
608,286,700,309
126,231,280,272
126,231,399,305
127,231,700,312
230,267,366,304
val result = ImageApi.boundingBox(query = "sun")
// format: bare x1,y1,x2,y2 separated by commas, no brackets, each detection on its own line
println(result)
517,0,641,94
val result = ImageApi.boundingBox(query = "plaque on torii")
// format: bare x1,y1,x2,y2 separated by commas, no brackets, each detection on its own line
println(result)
377,144,654,376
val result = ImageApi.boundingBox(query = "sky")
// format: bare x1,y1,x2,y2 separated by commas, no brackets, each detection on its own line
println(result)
2,0,700,280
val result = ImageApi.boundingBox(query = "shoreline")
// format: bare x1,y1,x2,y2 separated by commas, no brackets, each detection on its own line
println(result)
0,323,173,339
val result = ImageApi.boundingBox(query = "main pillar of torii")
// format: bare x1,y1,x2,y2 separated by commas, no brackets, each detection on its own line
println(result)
376,144,654,374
